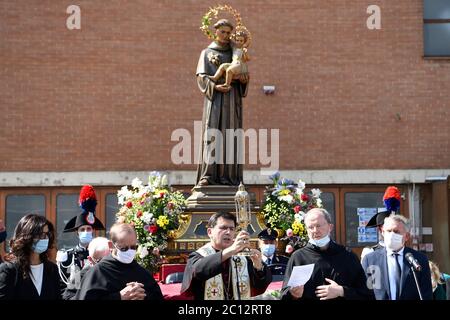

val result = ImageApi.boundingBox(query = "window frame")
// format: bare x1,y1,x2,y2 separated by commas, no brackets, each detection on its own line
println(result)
423,0,450,58
0,188,51,258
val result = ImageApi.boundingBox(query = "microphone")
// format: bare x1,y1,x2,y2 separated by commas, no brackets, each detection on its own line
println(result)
405,252,422,271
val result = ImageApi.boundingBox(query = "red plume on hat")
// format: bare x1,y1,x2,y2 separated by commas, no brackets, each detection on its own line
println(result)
366,186,401,228
79,185,97,213
383,186,401,213
63,185,105,232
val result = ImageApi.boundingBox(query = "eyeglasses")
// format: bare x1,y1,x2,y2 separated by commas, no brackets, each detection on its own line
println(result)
217,226,236,232
113,242,137,252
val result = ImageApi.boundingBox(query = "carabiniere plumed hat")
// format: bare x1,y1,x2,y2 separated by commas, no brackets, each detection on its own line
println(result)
366,186,401,228
63,185,105,233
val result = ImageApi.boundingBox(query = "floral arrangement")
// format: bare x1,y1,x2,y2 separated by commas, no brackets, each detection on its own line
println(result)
261,172,323,254
116,172,187,272
200,4,243,40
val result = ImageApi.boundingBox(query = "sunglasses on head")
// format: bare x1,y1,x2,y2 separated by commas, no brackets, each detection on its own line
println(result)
113,242,137,252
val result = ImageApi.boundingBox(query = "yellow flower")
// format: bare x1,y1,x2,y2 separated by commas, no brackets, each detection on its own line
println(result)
157,215,169,228
291,221,304,235
279,189,290,196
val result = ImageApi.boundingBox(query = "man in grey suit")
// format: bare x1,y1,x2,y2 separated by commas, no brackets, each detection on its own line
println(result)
362,214,433,300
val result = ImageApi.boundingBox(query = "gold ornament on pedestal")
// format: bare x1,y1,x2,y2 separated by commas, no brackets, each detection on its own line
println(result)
234,182,252,256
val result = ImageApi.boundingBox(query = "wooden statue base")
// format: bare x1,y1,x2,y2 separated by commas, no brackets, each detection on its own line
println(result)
186,185,257,211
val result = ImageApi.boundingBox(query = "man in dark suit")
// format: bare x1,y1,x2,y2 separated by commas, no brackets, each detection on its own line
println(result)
361,186,402,261
362,214,433,300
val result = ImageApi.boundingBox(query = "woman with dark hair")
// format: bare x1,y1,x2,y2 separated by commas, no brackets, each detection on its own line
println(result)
0,214,61,300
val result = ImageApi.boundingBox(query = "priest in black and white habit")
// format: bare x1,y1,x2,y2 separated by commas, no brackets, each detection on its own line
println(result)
181,211,272,300
75,223,163,300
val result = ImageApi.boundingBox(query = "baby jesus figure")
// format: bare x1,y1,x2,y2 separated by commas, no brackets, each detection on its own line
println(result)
209,29,250,90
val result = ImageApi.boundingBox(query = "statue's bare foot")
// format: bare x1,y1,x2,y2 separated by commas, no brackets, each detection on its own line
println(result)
197,179,209,186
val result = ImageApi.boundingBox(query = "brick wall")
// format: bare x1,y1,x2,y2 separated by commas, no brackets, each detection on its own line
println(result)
1,0,449,172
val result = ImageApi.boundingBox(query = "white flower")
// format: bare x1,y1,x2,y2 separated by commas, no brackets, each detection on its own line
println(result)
311,188,322,198
279,194,294,204
297,180,306,191
141,212,153,224
149,171,162,189
161,175,168,187
139,246,149,259
207,52,220,66
294,213,304,222
117,186,132,205
133,188,146,199
316,198,323,207
143,185,154,194
131,177,143,190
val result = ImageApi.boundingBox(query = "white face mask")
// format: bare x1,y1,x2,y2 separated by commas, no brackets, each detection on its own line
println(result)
384,231,404,251
308,234,330,248
115,249,136,264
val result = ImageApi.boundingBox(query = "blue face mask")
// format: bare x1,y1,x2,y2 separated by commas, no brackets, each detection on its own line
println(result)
308,234,331,248
79,231,93,245
261,244,276,257
32,239,49,254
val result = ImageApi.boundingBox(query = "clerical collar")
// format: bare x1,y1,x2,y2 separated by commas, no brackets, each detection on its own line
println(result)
208,41,230,51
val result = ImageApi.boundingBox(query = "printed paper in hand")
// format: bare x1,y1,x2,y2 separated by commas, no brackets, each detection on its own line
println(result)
287,264,314,287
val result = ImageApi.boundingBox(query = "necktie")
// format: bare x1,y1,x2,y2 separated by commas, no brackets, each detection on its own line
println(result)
267,258,272,265
393,253,402,300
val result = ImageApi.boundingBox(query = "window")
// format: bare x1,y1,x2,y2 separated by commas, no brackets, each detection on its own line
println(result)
56,194,80,250
424,0,450,57
105,194,119,237
5,195,45,250
344,192,383,247
320,192,336,239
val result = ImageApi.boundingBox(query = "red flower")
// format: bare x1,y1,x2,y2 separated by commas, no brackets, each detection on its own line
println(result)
159,192,165,198
301,194,309,202
126,201,133,208
167,202,174,210
137,210,143,218
149,225,158,234
294,205,301,213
